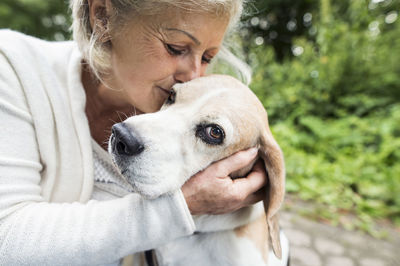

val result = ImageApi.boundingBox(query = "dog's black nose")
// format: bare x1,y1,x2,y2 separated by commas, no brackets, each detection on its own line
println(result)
111,123,144,156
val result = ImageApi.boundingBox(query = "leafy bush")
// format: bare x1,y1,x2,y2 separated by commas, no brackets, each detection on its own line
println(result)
0,0,70,41
250,0,400,232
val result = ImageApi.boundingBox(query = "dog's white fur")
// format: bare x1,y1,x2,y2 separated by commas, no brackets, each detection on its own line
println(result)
109,75,287,266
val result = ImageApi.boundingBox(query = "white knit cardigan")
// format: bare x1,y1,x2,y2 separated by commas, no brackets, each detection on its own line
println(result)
0,30,195,265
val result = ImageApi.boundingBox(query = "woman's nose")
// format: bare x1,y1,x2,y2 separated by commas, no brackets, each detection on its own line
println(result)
174,57,203,83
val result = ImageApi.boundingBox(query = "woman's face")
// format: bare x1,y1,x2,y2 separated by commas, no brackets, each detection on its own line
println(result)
106,10,229,113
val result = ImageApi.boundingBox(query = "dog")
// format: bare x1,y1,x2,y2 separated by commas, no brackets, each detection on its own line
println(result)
106,74,288,266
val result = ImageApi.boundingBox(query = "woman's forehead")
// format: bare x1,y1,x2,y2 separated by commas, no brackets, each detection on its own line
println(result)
134,10,230,44
139,8,230,30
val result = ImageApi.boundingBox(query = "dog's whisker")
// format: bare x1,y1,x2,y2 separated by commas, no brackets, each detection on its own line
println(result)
117,111,129,120
108,118,118,125
115,111,124,123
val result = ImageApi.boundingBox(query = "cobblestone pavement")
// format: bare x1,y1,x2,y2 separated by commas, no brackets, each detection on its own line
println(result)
280,211,400,266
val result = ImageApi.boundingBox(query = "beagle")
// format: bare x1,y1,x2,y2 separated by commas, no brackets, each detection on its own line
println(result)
109,75,288,266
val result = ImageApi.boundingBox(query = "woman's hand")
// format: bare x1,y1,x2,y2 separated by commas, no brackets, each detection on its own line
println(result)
181,148,267,215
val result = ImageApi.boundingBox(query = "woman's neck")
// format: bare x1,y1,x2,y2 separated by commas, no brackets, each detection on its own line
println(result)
81,66,139,149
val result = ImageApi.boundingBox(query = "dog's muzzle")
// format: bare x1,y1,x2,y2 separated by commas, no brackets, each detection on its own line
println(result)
111,122,144,156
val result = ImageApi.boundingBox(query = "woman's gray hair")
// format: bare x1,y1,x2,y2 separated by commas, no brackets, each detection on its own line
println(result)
70,0,251,85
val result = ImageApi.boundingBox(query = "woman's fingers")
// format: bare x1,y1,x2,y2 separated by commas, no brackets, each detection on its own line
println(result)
211,147,258,177
243,188,266,206
233,159,268,195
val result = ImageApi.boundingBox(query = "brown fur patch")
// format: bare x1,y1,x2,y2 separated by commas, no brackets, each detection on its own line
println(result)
121,253,146,266
234,213,269,263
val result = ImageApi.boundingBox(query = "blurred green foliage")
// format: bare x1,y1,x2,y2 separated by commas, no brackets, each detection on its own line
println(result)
0,0,71,41
242,0,318,61
249,0,400,233
0,0,399,233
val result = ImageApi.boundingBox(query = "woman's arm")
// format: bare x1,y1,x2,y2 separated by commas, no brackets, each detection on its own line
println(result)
0,193,194,265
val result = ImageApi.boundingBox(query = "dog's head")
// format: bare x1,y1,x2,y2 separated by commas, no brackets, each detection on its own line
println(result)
109,74,285,258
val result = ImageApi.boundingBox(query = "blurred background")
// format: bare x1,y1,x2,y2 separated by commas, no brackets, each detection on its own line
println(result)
1,0,399,238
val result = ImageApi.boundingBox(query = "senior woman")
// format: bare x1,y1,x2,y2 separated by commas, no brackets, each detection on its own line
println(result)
0,0,268,265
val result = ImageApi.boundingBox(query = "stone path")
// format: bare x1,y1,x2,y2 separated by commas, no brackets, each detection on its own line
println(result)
280,210,400,266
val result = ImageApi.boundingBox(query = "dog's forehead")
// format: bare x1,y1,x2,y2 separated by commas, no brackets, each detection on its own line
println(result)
174,75,257,107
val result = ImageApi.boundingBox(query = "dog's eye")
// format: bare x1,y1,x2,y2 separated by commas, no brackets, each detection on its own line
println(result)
206,126,223,140
166,89,176,104
196,124,225,145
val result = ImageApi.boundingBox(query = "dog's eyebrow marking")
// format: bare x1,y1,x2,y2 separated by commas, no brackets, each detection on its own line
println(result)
190,89,230,111
165,28,201,45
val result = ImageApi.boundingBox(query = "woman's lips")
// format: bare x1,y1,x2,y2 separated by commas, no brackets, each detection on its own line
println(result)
157,86,171,96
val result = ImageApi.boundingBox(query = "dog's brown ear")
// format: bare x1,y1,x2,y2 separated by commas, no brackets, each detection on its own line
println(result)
259,130,285,259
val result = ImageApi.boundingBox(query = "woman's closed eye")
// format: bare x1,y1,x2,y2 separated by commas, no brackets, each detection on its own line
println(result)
165,43,187,56
165,43,214,64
